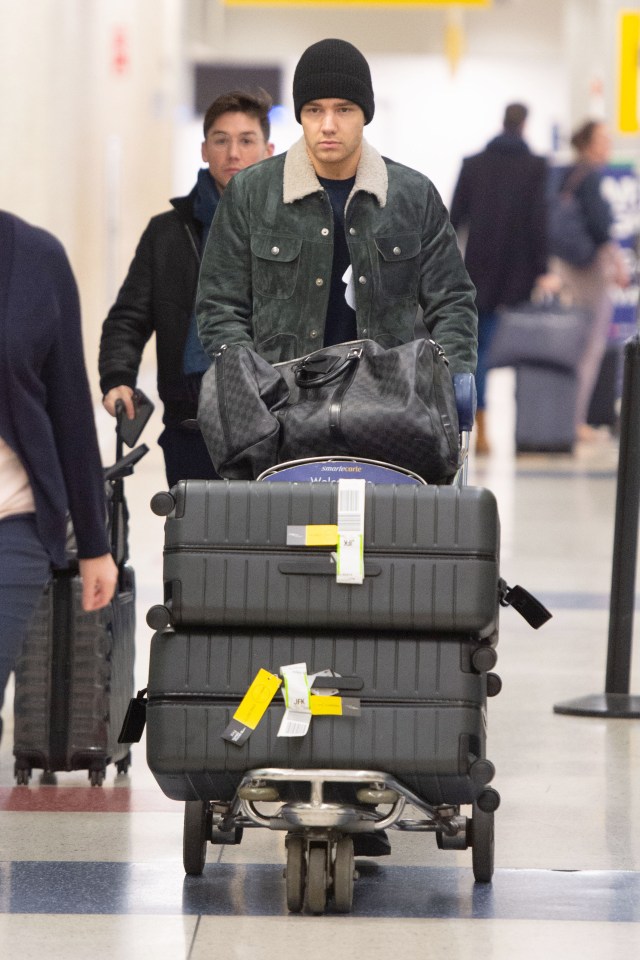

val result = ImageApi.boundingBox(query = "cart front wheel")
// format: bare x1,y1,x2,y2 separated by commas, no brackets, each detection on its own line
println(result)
332,836,355,912
183,800,210,876
306,845,328,914
470,802,494,883
285,836,306,913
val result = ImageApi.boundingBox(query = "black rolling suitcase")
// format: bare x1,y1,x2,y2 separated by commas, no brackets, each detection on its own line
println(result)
13,565,136,785
146,625,491,808
515,365,578,453
13,403,150,785
148,479,502,637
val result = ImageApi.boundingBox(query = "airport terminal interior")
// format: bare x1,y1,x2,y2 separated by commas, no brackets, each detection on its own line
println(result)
2,370,640,957
1,0,640,957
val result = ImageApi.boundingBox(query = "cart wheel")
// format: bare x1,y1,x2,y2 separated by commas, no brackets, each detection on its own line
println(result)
332,836,355,912
116,751,131,775
470,802,494,883
183,801,211,876
89,768,105,787
285,836,306,913
15,767,30,786
306,845,328,915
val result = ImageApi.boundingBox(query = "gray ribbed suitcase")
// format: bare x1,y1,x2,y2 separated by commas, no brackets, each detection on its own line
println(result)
13,566,135,785
515,365,577,453
152,480,500,637
145,627,489,807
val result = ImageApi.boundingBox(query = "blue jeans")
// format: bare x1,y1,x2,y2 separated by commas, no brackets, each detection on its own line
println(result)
476,310,500,411
0,514,51,723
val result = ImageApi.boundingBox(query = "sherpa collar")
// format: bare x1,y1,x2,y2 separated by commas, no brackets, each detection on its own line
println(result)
283,136,388,209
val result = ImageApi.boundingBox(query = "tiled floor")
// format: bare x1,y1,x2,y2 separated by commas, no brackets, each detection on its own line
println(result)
1,368,639,959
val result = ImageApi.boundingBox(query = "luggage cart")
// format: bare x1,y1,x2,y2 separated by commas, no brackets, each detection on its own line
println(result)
138,373,548,912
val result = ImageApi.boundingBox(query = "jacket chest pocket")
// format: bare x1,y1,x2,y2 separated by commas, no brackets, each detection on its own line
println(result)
374,233,421,300
251,234,302,300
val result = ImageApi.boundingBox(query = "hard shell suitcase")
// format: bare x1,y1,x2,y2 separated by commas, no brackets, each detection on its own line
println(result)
515,364,577,453
13,567,136,785
145,626,491,807
150,480,501,638
12,406,151,785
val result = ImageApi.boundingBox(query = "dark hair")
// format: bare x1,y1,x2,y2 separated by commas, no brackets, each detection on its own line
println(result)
570,120,599,153
503,103,528,133
203,89,272,141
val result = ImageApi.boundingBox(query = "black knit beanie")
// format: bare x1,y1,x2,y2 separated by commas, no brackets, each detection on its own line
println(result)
293,39,375,125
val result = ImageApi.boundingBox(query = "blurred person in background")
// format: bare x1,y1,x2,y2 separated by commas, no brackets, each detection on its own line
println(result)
99,90,274,487
551,120,630,443
450,103,556,455
0,210,117,742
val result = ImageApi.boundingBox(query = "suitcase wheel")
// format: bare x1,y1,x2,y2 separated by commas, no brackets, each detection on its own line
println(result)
116,751,132,776
15,766,31,787
89,768,106,787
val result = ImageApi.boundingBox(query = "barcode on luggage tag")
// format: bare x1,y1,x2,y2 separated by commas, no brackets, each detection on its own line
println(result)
278,714,311,738
337,484,364,532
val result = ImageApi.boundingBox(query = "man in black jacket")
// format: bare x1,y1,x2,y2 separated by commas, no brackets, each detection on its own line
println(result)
99,91,274,486
450,103,555,454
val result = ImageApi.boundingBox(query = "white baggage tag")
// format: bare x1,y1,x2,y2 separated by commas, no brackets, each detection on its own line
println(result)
342,265,356,310
336,478,365,584
277,663,312,738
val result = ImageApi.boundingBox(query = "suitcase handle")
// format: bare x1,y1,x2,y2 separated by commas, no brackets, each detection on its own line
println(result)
277,559,382,577
311,675,364,691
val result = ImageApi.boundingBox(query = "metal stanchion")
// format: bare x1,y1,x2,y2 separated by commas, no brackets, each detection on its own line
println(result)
554,333,640,718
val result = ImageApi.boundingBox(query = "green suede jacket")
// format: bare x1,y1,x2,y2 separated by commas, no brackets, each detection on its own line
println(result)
196,137,478,374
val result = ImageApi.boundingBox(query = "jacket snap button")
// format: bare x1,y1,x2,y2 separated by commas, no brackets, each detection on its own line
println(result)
393,246,401,255
315,278,324,286
310,329,318,338
271,246,280,255
358,276,367,284
349,227,356,236
321,228,329,236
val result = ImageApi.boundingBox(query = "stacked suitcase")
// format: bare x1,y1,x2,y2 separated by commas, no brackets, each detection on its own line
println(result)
143,477,505,910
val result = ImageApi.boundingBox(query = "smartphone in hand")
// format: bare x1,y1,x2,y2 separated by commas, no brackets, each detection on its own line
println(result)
116,389,155,448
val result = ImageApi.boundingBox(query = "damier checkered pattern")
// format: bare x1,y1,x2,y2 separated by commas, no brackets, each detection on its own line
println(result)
198,339,461,484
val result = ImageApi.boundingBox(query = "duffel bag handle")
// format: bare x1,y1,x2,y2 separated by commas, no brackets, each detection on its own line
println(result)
294,346,363,388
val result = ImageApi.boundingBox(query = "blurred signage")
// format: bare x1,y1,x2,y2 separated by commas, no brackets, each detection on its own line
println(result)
601,164,640,332
111,26,130,76
618,11,639,133
225,1,491,6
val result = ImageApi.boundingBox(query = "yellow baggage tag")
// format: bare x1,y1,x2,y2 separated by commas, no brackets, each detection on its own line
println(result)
221,668,282,746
